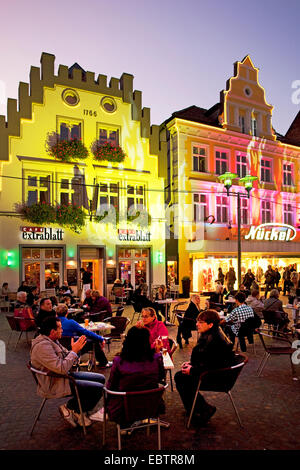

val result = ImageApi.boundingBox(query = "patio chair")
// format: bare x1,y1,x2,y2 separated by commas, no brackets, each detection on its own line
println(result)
130,300,142,324
256,327,298,380
112,287,126,305
165,338,178,391
6,314,36,350
170,301,188,324
186,353,248,429
88,310,108,322
102,384,168,450
102,316,130,352
27,361,88,436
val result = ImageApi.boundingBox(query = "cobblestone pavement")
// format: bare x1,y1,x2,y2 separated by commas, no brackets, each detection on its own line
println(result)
0,302,300,452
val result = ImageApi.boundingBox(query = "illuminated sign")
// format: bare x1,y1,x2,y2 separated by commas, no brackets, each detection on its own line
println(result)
118,229,150,242
20,226,64,241
244,223,296,242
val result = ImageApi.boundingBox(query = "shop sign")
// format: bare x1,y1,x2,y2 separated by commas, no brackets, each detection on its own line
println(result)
118,229,151,242
20,226,64,241
244,223,296,242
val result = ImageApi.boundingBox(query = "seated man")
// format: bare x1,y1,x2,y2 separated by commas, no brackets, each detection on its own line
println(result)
30,316,105,427
14,291,36,330
36,298,57,327
56,303,112,368
90,290,112,316
263,289,290,331
222,292,254,344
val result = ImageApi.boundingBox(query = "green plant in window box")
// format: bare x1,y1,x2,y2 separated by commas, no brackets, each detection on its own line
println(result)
56,204,86,232
127,211,151,227
16,202,57,225
91,140,126,163
46,132,89,162
94,208,119,225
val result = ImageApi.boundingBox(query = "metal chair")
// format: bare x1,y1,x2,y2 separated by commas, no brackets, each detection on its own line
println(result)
130,300,142,324
6,315,36,350
103,384,168,450
87,310,108,322
103,316,130,352
170,301,188,324
27,361,87,436
256,328,298,380
112,287,126,305
165,338,178,391
236,315,262,355
186,353,248,429
112,306,125,317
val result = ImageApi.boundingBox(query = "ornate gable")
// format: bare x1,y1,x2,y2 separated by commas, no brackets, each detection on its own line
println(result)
220,55,275,141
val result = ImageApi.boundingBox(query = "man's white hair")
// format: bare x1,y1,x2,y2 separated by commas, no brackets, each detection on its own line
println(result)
17,291,27,300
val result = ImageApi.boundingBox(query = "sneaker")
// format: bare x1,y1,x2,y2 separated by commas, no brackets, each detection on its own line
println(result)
105,361,113,368
165,321,174,326
59,404,78,428
89,408,106,422
73,411,93,427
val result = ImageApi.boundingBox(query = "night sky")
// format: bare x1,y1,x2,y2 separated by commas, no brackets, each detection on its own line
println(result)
1,0,300,134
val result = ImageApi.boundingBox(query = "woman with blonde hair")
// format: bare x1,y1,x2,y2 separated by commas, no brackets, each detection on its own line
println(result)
137,307,171,354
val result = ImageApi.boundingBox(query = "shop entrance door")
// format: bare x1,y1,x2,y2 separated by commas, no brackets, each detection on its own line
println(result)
79,247,104,295
22,248,63,291
118,248,149,289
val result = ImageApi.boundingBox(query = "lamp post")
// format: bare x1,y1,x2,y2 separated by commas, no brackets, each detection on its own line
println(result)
218,172,258,288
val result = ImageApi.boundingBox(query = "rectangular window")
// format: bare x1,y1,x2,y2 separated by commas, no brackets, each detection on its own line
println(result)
261,158,272,183
57,175,84,207
283,203,294,225
26,174,51,205
59,122,81,141
236,153,248,178
283,163,293,186
261,200,272,224
240,197,249,225
98,182,119,211
215,150,228,175
99,127,119,147
127,184,145,212
216,195,229,223
192,145,207,172
193,194,208,222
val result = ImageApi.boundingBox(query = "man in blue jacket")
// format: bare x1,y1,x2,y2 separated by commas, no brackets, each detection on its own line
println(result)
56,303,112,368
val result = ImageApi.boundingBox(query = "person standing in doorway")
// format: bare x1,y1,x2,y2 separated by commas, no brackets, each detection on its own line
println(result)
80,267,92,302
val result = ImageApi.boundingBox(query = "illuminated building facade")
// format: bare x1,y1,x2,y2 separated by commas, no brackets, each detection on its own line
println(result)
0,53,166,296
162,56,300,292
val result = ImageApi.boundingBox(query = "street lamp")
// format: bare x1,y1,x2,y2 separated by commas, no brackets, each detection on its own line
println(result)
218,172,258,288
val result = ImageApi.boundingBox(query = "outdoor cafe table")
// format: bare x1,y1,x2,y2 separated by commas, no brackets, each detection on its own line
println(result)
155,298,179,325
79,321,115,334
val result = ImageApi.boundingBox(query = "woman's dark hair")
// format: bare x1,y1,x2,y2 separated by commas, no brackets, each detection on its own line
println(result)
198,309,220,328
2,282,8,287
40,316,60,336
121,326,154,362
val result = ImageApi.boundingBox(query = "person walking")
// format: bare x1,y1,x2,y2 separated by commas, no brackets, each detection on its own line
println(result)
283,267,291,296
225,267,236,293
264,265,276,298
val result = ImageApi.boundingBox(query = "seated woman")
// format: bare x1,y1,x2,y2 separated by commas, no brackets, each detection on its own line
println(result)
263,289,290,331
137,307,171,354
177,294,201,348
123,279,134,304
106,326,166,424
175,309,235,426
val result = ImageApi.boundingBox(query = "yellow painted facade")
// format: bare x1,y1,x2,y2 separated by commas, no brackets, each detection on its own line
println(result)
0,53,167,295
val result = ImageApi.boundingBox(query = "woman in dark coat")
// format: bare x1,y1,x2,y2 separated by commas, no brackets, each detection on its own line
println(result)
176,294,201,348
175,309,234,425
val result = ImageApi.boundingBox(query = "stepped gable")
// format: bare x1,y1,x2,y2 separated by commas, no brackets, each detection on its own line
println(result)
0,52,166,162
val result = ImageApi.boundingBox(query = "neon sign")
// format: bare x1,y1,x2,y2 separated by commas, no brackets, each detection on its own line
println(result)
244,223,296,242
